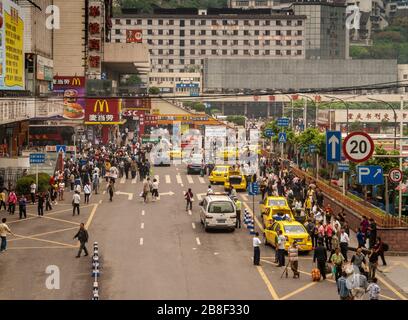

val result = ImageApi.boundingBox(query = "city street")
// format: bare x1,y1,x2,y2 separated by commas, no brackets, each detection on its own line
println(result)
1,164,407,300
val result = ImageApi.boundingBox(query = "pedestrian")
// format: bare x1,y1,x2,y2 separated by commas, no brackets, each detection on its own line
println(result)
7,190,17,215
151,178,159,201
0,218,15,253
337,272,352,300
70,172,75,192
207,185,214,195
313,240,327,280
351,247,367,275
107,180,115,202
360,215,369,242
325,223,333,251
330,247,345,281
45,189,52,211
72,191,81,216
142,177,150,203
84,182,91,204
368,218,377,249
92,170,99,195
184,188,194,211
374,237,387,266
37,193,45,216
73,223,89,258
339,228,350,262
348,270,368,300
0,189,7,211
288,241,300,278
235,198,242,228
58,180,65,201
276,230,286,267
253,231,261,266
18,195,27,219
368,248,379,280
366,277,380,300
30,181,37,204
356,228,365,248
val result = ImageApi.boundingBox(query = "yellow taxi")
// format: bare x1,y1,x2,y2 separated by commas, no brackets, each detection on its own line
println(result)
224,169,247,191
264,220,313,252
209,165,231,184
168,148,185,160
260,196,293,229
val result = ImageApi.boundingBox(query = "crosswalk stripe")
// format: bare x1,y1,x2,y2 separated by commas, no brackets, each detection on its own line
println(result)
198,176,206,184
187,175,194,184
120,177,126,184
176,174,183,185
165,175,171,184
132,178,137,184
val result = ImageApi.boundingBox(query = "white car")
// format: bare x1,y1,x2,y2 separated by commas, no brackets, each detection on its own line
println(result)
152,151,170,166
199,195,237,232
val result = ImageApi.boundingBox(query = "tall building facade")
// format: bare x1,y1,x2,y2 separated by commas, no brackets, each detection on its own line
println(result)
111,8,307,73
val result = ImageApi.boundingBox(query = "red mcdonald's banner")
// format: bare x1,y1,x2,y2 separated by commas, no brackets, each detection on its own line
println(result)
85,98,122,124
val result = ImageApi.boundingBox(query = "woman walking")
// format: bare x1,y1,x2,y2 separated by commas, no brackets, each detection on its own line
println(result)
184,188,194,211
84,182,92,204
107,180,115,202
151,178,159,201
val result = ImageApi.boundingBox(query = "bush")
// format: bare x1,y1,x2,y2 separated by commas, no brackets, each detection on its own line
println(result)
148,87,160,95
319,168,330,179
16,173,51,196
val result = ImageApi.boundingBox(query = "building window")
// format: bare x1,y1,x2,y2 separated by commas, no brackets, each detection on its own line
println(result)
296,40,302,46
190,30,195,35
254,40,259,45
137,19,142,25
169,20,174,25
200,30,206,35
264,30,270,36
297,20,303,26
180,40,185,46
287,40,291,45
115,19,120,24
190,40,195,45
190,49,195,55
265,20,270,26
211,49,217,54
180,20,185,27
212,30,217,36
254,30,259,36
276,50,281,55
126,19,131,25
244,30,250,36
169,49,174,54
201,40,206,45
222,40,228,45
212,40,217,45
233,49,238,55
265,40,270,45
287,20,292,26
201,20,206,25
222,50,227,55
297,50,302,55
233,40,238,45
244,40,250,45
265,50,270,55
180,30,185,36
158,40,163,45
276,30,281,36
233,30,238,36
115,39,120,43
158,29,163,35
244,20,249,26
158,20,163,25
254,20,259,26
158,59,163,64
276,20,281,26
169,59,174,64
254,50,259,55
148,20,152,25
190,59,195,64
287,30,292,36
115,29,120,35
276,40,281,45
158,49,163,54
148,39,153,45
201,49,206,54
180,59,184,64
286,50,291,55
223,20,228,25
244,49,249,55
168,30,174,35
180,50,185,56
212,20,217,25
147,29,153,35
297,30,302,36
169,40,174,45
190,20,195,25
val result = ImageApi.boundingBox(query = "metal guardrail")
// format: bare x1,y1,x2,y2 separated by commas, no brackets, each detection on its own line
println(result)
291,166,408,228
92,242,100,300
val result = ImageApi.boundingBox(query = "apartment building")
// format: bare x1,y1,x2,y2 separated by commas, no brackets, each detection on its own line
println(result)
149,72,201,96
111,8,307,73
229,0,276,8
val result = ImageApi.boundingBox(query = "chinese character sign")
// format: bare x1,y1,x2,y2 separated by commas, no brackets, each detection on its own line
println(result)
126,30,142,43
85,99,121,124
88,1,103,77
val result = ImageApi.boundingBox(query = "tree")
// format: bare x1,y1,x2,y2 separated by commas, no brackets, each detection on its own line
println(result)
226,115,246,126
190,102,205,112
148,87,160,95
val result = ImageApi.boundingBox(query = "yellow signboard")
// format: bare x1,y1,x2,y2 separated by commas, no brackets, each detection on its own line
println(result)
0,0,24,90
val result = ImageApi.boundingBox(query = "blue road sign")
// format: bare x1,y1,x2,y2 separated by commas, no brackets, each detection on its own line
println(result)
56,145,66,153
326,131,341,163
265,129,274,138
309,144,317,153
247,182,260,196
357,165,384,185
29,153,45,164
278,132,287,143
277,118,290,127
337,163,350,173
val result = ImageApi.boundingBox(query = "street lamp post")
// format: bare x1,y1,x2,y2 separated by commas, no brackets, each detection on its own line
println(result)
367,97,398,150
323,95,349,134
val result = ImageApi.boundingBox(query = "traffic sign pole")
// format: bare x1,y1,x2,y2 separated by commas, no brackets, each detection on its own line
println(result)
342,171,346,196
36,164,38,189
384,174,389,213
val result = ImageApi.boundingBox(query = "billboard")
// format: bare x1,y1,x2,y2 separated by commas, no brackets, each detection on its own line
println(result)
0,0,24,90
126,30,142,43
85,98,122,125
53,76,86,120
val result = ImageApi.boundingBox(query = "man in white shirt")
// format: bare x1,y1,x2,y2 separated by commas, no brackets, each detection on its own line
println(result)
30,182,37,204
340,228,350,262
277,230,286,267
253,232,262,266
72,191,81,216
0,218,15,252
207,185,214,195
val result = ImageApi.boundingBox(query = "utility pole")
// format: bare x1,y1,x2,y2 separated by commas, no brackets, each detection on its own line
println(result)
303,99,307,131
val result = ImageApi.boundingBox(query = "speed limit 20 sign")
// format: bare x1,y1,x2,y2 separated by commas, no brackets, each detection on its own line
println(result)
343,132,374,163
389,168,403,183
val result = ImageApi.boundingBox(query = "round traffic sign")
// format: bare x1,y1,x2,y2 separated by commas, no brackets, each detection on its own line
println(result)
389,168,403,183
342,131,374,163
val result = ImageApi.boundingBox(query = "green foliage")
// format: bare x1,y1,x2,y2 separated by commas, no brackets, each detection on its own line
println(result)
209,108,221,115
16,173,51,196
226,115,246,126
366,146,399,174
296,128,325,155
121,0,228,13
190,102,205,112
148,87,160,95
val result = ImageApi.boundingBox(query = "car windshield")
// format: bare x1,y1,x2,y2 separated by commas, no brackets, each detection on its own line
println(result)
215,167,228,172
229,177,242,184
284,225,306,234
268,199,287,207
208,201,234,213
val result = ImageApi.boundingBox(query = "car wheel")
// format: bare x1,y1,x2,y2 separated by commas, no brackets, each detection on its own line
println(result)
204,224,209,232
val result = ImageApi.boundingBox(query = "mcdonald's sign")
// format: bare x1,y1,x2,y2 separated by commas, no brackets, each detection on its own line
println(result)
85,98,122,125
53,76,85,89
72,77,82,86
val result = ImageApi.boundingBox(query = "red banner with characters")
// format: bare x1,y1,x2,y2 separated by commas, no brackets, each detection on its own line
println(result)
126,30,143,43
85,98,122,124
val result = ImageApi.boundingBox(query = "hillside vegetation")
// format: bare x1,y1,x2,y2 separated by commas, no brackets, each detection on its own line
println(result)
120,0,228,12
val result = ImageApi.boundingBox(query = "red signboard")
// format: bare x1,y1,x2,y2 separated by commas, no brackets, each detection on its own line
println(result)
126,30,143,43
85,99,122,124
121,98,151,109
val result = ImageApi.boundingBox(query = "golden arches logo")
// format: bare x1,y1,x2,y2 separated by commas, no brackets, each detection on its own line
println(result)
94,100,109,113
72,78,82,86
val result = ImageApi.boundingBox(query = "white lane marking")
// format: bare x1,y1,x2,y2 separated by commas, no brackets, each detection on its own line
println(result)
176,174,182,185
198,176,206,184
132,178,137,184
192,222,196,229
103,191,106,195
165,175,171,184
98,200,102,204
192,248,197,250
120,177,126,184
196,193,206,201
140,238,144,245
196,237,201,246
214,252,219,255
187,175,194,184
188,210,192,216
141,222,144,229
141,210,145,216
241,194,249,202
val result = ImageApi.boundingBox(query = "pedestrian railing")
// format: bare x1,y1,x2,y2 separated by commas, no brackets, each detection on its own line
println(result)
291,166,408,228
92,242,100,300
244,208,256,235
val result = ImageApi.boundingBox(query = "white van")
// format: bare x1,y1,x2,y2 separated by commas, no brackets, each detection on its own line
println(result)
199,195,236,231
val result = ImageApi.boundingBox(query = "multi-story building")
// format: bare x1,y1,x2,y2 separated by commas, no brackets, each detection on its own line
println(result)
229,0,276,8
149,72,201,96
111,8,307,73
